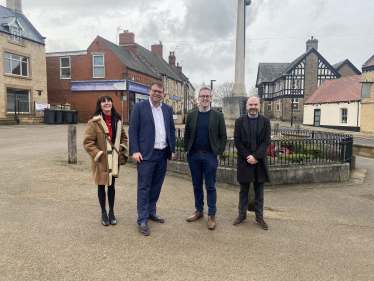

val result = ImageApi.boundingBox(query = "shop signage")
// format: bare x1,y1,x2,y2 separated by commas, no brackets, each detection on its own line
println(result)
71,81,127,91
169,95,182,101
135,93,149,100
128,82,150,95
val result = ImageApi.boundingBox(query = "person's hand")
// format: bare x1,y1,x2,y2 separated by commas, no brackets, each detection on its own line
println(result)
217,155,220,160
168,153,175,163
132,152,143,163
119,146,124,152
247,155,258,164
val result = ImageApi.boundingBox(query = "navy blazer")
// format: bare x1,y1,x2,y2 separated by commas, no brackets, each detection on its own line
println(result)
129,99,175,161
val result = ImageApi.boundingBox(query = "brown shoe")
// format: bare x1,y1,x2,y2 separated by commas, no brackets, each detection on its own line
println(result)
255,218,268,230
208,216,216,230
186,211,204,222
233,216,246,225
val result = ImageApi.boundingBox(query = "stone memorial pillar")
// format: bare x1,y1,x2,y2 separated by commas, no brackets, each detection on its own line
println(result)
222,0,251,137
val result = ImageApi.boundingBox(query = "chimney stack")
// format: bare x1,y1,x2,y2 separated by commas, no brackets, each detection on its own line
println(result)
151,41,163,58
306,36,318,51
6,0,22,13
169,51,176,66
177,62,182,73
119,30,135,44
119,30,137,57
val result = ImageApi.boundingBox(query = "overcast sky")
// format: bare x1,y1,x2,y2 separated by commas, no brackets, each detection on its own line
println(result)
4,0,373,90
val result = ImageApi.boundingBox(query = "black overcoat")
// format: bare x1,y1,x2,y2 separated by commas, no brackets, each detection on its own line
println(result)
234,114,271,183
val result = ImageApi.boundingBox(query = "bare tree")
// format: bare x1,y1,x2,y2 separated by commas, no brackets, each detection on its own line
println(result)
247,84,258,97
211,81,235,107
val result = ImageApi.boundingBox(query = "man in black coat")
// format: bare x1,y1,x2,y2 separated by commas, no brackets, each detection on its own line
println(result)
233,96,271,230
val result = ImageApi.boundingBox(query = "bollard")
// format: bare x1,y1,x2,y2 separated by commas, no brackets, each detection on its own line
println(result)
295,123,300,130
247,183,255,212
68,125,77,164
274,123,279,131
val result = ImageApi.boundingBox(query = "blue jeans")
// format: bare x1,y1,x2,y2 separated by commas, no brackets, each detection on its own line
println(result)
137,149,167,224
187,150,218,216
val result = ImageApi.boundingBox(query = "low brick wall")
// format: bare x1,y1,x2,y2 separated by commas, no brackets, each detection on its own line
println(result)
19,116,44,125
165,161,350,186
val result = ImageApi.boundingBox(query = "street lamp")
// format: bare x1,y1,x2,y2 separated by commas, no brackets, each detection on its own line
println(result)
210,80,216,108
210,80,216,92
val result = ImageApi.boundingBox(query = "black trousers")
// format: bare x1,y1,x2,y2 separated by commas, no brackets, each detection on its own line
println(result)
238,182,264,218
98,177,115,213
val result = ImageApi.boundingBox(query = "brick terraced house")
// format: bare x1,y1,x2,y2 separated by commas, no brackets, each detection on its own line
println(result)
46,36,161,123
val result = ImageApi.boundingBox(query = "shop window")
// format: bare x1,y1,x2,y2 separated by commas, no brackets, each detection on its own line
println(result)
60,57,71,79
93,55,104,78
276,99,280,111
7,88,30,113
5,52,29,77
341,108,348,124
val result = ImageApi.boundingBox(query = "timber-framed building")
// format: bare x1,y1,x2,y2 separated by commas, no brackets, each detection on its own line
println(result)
255,37,361,122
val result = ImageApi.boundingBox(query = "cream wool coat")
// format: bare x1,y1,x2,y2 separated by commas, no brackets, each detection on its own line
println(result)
83,115,128,186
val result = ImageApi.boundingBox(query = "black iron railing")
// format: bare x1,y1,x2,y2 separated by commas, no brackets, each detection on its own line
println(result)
174,128,354,169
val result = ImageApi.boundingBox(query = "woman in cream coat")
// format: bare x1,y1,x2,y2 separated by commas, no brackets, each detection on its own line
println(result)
83,95,128,226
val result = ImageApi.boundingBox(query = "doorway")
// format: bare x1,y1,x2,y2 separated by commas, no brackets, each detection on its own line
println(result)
314,109,321,126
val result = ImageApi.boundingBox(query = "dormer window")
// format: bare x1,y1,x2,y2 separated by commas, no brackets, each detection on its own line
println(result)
1,17,24,43
10,26,21,42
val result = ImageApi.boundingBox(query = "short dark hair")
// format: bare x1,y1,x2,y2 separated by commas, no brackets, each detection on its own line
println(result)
199,86,212,96
91,95,121,120
150,81,164,91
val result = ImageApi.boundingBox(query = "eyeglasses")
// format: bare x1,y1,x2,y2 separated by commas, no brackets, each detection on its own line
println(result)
151,89,164,95
199,95,211,98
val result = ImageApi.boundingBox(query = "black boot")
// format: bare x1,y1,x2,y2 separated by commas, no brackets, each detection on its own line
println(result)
109,211,117,225
101,212,109,226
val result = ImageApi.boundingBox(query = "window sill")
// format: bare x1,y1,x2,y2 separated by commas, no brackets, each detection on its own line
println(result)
4,73,32,80
60,78,71,80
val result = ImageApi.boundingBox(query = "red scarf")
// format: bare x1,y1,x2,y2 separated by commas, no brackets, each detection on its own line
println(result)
104,113,112,140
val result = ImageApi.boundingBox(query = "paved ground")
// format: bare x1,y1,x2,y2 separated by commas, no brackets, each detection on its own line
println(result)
1,124,374,280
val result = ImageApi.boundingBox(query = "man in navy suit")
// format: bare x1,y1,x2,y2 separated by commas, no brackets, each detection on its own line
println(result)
129,81,175,236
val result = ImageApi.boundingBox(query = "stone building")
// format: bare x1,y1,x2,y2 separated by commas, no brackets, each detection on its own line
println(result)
0,0,48,124
46,36,160,123
360,55,374,134
119,30,191,114
256,37,361,123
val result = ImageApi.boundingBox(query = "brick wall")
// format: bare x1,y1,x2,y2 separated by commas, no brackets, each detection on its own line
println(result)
46,36,161,122
0,34,48,118
360,71,374,133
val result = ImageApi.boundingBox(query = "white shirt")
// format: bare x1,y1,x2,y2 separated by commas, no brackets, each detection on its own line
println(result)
149,99,168,149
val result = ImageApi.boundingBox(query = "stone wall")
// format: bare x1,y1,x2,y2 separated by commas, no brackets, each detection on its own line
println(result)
163,161,350,186
360,71,374,134
338,63,360,77
0,34,48,118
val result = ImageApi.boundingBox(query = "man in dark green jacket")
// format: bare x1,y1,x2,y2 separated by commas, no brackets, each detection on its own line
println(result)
184,86,227,230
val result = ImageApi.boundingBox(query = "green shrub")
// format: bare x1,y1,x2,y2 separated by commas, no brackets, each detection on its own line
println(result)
221,152,237,160
278,153,305,163
280,142,326,159
177,110,182,115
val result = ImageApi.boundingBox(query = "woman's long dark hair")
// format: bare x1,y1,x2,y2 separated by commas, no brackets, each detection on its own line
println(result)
91,95,121,120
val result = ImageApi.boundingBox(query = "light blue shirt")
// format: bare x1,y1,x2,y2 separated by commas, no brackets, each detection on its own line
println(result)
248,113,259,119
